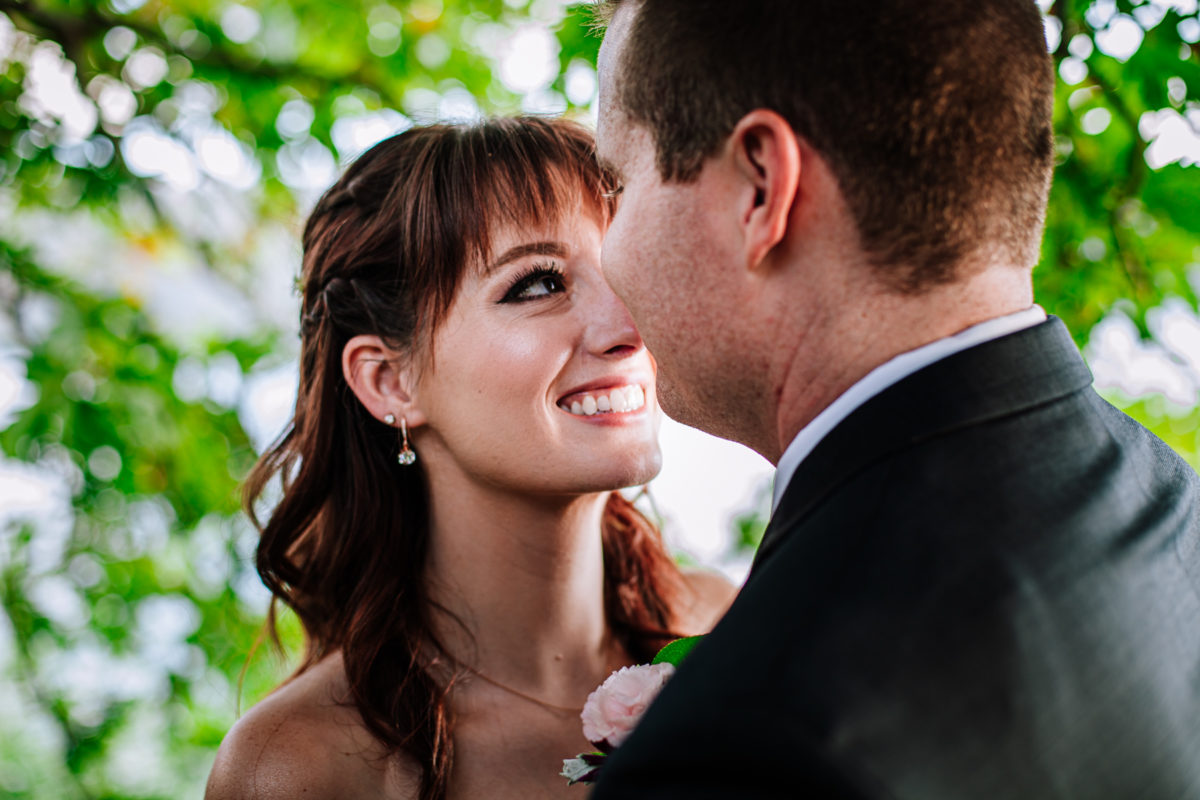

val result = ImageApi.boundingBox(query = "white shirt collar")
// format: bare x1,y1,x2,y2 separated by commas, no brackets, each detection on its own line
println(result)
771,305,1048,512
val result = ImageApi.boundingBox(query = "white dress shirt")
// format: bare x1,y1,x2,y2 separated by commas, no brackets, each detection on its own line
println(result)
771,305,1049,512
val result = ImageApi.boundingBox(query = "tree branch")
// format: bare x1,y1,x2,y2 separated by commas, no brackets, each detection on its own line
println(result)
1084,57,1153,299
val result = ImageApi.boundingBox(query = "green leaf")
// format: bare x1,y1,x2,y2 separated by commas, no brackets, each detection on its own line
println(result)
651,635,704,667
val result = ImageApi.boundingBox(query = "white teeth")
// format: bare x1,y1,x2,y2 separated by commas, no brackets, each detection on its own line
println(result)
559,385,647,417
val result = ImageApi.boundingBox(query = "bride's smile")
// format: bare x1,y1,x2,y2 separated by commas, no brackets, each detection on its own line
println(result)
556,381,647,418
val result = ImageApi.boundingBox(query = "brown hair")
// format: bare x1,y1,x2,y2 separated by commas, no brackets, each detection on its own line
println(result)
598,0,1056,291
244,117,683,800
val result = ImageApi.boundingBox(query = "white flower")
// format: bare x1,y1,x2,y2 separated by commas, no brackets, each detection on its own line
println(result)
560,755,602,785
580,662,676,748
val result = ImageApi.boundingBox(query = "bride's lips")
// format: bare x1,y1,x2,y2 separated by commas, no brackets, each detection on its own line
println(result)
556,376,651,418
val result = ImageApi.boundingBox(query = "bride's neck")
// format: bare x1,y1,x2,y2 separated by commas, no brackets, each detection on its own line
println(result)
423,472,617,691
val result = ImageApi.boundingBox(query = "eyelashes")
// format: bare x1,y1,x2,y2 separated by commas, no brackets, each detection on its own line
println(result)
601,184,625,200
499,262,567,303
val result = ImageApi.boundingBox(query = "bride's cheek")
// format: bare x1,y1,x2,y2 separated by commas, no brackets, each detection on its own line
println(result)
473,333,552,405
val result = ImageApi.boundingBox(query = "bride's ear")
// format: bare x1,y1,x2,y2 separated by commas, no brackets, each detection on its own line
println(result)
342,335,427,428
729,109,801,271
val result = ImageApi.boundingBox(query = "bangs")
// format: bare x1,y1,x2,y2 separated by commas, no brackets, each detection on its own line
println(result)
447,118,615,278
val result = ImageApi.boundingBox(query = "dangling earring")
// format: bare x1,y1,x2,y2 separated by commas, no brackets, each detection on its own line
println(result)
383,413,417,465
397,417,417,466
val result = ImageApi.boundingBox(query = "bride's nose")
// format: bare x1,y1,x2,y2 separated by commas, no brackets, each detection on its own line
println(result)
584,279,645,357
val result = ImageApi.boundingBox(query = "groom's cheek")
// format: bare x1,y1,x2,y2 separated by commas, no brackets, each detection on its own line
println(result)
600,226,636,307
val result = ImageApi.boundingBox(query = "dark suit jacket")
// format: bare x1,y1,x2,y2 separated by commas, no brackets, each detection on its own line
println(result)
592,318,1200,799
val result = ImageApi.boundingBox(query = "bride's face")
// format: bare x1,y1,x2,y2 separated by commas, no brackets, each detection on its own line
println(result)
409,204,662,495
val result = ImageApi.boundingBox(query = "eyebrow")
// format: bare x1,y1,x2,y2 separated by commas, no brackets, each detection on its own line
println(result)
487,241,570,273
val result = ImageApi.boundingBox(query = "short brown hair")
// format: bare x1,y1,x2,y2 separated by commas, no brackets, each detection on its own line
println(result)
599,0,1055,291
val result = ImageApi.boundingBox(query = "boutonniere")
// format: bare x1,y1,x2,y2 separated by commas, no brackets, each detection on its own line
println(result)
560,635,703,786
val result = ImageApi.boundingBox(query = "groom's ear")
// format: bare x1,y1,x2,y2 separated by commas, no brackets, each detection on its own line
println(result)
728,110,802,271
342,335,428,429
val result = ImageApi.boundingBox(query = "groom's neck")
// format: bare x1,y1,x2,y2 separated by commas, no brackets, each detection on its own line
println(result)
766,260,1035,464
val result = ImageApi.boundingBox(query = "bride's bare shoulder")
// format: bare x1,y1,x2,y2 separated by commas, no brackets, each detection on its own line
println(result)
205,654,420,800
205,699,338,800
675,566,741,635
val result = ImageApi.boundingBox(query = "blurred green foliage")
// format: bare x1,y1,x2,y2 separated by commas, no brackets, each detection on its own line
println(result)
1040,1,1200,338
0,0,1196,797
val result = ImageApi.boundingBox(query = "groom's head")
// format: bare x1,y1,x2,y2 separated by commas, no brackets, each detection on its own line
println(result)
596,0,1055,452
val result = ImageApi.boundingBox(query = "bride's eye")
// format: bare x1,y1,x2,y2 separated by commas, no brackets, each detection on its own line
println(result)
500,264,567,303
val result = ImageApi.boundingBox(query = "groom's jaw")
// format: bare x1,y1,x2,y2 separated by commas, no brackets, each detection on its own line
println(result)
558,385,647,417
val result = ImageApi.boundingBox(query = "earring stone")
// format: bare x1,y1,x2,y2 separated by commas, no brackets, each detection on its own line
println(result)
397,417,417,466
384,414,396,426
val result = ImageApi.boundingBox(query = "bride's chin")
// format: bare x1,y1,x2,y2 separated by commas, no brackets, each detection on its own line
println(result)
549,451,661,496
607,449,663,490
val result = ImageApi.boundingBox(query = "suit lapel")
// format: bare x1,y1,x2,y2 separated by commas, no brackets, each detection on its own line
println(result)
753,317,1094,574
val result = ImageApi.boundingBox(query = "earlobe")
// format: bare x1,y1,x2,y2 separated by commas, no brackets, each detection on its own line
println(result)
731,110,802,270
342,335,427,428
